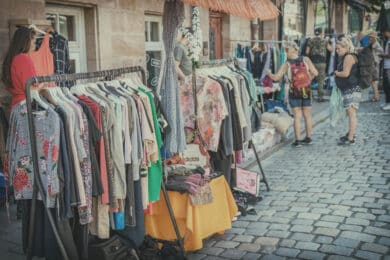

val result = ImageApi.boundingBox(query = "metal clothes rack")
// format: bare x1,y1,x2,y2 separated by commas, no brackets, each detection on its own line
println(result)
24,66,185,260
230,39,293,44
192,59,270,192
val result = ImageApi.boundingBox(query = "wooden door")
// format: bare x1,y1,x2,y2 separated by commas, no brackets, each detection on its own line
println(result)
209,11,223,59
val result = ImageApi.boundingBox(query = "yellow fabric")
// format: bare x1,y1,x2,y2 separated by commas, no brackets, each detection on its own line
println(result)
145,176,238,251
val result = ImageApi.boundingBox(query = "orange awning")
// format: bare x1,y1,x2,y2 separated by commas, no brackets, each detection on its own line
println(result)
179,0,280,20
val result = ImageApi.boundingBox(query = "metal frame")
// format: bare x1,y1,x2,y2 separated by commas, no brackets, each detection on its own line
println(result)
193,59,270,192
24,66,185,259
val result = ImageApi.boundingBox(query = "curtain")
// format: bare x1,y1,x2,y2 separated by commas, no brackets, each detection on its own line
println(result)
159,0,186,153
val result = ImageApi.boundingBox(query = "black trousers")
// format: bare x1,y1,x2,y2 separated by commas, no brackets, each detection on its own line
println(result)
384,69,390,103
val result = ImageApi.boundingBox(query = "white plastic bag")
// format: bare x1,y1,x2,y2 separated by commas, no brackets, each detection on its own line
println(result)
329,86,346,128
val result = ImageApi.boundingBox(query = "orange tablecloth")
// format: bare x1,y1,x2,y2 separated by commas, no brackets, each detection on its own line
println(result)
145,175,238,251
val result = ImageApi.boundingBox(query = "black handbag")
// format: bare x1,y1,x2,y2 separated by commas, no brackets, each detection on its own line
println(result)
88,235,139,260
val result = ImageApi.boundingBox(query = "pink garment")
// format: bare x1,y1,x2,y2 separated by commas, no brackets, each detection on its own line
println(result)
28,34,54,76
235,151,242,164
180,77,228,152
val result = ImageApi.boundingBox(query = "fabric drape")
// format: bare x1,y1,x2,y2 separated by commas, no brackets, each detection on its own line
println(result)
178,0,279,21
159,0,186,153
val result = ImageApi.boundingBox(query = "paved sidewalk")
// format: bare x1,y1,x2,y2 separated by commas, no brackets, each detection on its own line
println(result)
189,101,390,259
1,100,389,260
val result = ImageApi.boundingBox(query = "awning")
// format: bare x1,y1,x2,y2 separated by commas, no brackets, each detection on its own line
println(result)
178,0,280,21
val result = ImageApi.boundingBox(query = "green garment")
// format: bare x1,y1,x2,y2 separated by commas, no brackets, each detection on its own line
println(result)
243,70,258,105
139,87,162,202
277,48,286,101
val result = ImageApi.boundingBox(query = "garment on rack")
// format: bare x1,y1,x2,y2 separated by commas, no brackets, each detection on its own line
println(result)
29,33,54,76
159,0,186,154
6,102,61,207
36,32,71,75
0,107,8,171
7,73,165,259
180,77,228,152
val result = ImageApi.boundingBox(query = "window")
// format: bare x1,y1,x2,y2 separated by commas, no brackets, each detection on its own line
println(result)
145,15,163,90
314,0,327,32
46,5,87,73
283,0,305,41
348,6,363,33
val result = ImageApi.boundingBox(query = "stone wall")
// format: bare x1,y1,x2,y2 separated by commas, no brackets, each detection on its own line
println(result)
0,0,46,113
0,0,254,112
227,16,252,57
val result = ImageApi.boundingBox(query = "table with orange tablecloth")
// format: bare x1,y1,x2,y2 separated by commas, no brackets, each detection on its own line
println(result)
145,175,238,251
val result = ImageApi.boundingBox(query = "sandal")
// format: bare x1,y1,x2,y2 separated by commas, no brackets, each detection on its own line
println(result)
371,97,380,102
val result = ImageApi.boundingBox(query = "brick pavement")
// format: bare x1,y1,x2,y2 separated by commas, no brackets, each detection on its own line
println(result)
189,101,390,259
0,100,389,260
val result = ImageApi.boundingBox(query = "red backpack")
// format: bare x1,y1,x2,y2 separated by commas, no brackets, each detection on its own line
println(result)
288,57,312,98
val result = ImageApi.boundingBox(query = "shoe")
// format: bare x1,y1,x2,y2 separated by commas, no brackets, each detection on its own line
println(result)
292,140,302,147
340,133,356,141
338,137,355,146
383,104,390,111
302,137,312,145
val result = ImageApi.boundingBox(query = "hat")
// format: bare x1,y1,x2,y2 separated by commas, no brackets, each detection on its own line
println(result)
314,27,323,36
368,31,378,38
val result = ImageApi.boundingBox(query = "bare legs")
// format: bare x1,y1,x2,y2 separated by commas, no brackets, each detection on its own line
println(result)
371,81,379,101
346,107,357,141
292,108,302,140
292,106,312,140
302,106,312,139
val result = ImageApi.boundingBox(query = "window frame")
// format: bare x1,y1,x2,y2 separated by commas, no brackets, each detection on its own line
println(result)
45,5,87,73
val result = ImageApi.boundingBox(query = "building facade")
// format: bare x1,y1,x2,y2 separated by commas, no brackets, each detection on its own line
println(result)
1,0,376,113
0,0,253,113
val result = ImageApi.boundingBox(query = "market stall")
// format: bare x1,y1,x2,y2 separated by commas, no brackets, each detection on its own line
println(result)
4,1,280,259
145,175,237,251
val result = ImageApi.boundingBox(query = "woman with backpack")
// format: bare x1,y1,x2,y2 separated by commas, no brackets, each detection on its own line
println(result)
334,37,361,145
267,42,318,147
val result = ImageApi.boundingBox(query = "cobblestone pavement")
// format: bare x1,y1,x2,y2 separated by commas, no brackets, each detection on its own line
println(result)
189,102,390,260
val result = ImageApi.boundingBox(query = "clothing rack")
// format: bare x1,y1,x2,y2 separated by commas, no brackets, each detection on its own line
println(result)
194,58,235,68
230,39,292,44
192,59,270,192
24,66,185,260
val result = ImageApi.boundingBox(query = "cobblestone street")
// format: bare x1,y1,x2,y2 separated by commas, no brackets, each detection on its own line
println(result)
189,101,390,260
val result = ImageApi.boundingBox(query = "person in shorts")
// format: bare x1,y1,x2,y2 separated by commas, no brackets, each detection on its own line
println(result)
267,42,318,147
334,37,361,145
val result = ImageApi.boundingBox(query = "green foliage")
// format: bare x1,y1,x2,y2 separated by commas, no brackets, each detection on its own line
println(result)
365,0,382,13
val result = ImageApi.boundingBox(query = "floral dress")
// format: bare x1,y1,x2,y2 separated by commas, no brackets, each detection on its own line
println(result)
6,102,61,207
180,77,228,152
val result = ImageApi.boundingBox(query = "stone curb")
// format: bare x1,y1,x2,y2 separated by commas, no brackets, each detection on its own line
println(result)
244,109,330,170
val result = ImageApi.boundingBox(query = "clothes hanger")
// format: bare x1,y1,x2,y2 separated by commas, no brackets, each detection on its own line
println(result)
30,87,49,110
29,24,54,39
28,24,46,35
62,87,79,103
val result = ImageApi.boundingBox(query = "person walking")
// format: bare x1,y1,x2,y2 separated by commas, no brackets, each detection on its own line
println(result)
381,28,390,110
267,42,318,147
368,31,383,102
306,28,331,102
334,37,361,145
174,30,192,85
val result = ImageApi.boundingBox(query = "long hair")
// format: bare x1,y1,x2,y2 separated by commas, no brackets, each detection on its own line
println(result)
1,27,35,86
